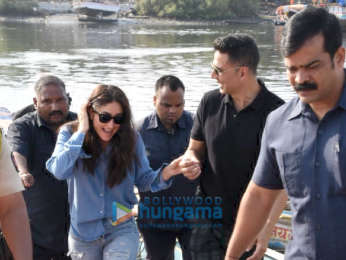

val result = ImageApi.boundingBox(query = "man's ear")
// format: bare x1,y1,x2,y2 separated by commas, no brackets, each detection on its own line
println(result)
153,95,157,107
334,46,345,69
239,66,248,79
33,97,38,109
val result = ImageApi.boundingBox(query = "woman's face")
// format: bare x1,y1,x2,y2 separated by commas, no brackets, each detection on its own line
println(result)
90,101,123,147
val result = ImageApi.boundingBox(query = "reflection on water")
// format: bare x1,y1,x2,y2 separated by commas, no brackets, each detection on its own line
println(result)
0,19,296,119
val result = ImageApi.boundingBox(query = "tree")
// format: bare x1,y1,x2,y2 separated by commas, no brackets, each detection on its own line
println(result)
0,0,38,16
135,0,260,19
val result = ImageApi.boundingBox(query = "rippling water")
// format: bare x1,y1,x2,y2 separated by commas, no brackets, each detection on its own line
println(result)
0,18,301,119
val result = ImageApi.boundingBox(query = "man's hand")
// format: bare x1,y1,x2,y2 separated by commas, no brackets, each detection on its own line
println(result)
246,190,288,260
19,172,34,188
245,229,271,260
11,152,33,188
179,155,201,180
179,138,205,180
161,156,201,181
226,189,288,260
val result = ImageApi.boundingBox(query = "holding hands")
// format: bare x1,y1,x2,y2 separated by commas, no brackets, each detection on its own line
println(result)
161,154,201,181
179,155,201,180
76,101,202,182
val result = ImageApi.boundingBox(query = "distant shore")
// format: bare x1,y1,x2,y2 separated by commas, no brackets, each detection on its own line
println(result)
0,0,281,26
0,13,274,26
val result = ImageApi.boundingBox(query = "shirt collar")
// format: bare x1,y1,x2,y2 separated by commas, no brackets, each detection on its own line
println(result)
146,112,188,131
36,112,47,128
288,98,304,120
248,79,269,110
223,93,231,105
223,79,268,111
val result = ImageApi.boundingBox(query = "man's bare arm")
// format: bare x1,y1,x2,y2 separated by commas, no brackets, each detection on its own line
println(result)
12,152,34,187
184,138,206,163
225,181,282,260
246,190,288,260
0,192,32,260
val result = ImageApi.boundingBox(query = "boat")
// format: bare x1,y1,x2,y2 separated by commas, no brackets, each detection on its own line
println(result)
73,0,120,22
77,14,118,23
273,0,346,28
273,3,306,25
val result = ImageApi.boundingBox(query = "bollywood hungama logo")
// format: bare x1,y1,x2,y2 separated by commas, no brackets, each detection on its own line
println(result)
138,196,223,222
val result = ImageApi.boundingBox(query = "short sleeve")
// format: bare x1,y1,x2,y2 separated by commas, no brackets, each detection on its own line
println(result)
0,131,24,196
191,95,206,141
6,120,30,157
252,115,284,189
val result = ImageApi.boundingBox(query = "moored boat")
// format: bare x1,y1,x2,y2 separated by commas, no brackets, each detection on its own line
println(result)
73,0,120,22
77,14,118,23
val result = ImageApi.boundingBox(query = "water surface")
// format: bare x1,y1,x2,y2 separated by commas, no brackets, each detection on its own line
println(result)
0,18,296,119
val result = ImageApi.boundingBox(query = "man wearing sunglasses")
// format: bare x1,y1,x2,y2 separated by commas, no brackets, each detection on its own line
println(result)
137,75,197,260
226,7,346,260
179,34,284,260
6,75,77,260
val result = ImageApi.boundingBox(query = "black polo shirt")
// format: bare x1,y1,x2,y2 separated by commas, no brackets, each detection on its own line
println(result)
191,80,283,226
6,111,76,253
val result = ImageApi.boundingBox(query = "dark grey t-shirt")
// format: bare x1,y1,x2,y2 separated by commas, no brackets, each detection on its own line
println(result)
7,111,76,253
191,80,284,225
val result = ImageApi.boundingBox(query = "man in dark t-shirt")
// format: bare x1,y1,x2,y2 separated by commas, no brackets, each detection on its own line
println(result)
7,75,76,260
180,34,284,260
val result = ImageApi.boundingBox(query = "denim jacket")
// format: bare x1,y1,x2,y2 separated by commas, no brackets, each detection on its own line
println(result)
46,127,171,241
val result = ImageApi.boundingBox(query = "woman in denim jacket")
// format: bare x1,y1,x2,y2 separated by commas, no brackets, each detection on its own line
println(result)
46,85,200,260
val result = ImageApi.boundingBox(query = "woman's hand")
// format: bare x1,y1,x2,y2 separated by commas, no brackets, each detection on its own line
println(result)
78,103,90,134
179,155,201,180
112,211,137,226
161,156,201,181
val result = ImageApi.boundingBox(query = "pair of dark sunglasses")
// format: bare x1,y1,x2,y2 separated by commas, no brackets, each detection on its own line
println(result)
210,62,244,76
93,109,125,124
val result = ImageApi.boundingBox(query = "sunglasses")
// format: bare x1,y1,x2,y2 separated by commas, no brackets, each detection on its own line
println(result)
93,110,125,124
210,62,243,76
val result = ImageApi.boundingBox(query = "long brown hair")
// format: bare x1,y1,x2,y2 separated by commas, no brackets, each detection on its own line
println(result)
69,85,137,187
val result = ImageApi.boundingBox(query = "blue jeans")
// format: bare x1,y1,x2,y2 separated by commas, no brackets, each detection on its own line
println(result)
68,219,139,260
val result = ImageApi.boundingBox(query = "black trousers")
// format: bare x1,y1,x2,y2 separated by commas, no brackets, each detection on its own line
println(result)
189,224,257,260
0,232,12,260
33,244,70,260
139,227,193,260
